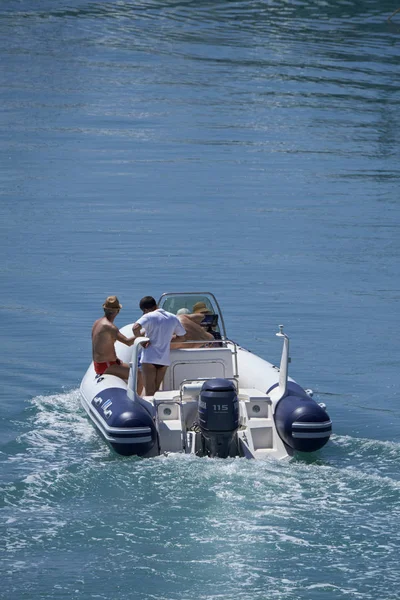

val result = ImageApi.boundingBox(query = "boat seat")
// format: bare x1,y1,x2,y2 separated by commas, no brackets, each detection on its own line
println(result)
163,347,234,392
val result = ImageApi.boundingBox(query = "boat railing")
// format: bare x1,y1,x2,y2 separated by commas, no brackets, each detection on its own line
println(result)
225,339,239,379
127,337,148,400
127,337,239,400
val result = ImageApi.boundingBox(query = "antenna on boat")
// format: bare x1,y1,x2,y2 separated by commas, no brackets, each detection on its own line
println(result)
274,325,290,401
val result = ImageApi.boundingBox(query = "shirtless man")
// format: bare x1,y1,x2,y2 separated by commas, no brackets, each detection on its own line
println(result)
132,296,186,396
92,295,138,384
171,311,214,349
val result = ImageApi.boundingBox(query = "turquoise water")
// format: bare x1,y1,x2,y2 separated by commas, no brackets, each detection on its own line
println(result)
1,1,400,598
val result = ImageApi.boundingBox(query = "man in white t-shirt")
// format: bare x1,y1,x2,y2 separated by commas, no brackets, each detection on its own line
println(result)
132,296,186,396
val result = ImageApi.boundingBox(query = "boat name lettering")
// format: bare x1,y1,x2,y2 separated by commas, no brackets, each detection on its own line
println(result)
102,399,113,418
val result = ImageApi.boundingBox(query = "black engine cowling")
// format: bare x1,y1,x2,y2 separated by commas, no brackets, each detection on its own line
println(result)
198,378,239,458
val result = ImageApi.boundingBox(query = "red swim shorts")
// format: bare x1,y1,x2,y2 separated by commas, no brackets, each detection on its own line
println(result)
94,358,122,375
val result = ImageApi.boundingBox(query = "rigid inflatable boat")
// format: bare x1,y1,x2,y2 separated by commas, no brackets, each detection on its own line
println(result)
80,292,332,459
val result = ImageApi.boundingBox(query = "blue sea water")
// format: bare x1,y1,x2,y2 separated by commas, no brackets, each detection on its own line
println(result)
1,1,400,598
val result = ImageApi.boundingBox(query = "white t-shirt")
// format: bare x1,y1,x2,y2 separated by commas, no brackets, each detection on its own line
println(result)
135,308,186,366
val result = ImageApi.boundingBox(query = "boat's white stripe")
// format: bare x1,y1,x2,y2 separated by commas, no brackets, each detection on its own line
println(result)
292,421,332,429
292,431,331,438
99,426,152,434
102,434,152,444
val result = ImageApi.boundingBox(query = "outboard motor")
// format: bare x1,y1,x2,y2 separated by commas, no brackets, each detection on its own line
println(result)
198,378,239,458
273,382,332,452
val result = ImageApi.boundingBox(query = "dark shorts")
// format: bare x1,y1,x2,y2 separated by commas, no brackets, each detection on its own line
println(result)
94,358,122,375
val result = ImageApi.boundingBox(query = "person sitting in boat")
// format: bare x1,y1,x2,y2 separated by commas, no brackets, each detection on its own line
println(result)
132,296,186,396
192,302,223,346
171,309,214,349
92,296,141,388
192,301,212,315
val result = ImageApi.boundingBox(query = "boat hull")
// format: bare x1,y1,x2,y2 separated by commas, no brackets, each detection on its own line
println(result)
80,341,331,458
80,365,157,456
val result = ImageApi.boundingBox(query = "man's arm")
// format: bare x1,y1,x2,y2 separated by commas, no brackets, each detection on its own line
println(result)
116,330,136,347
132,322,150,348
171,332,186,342
171,316,187,342
174,318,186,338
132,322,142,338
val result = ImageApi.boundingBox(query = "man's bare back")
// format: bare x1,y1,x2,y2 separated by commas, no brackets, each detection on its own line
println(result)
92,317,119,363
171,313,214,349
91,295,142,387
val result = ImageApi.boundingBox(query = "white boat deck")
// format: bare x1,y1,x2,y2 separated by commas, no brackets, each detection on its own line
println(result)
150,384,288,459
163,346,236,391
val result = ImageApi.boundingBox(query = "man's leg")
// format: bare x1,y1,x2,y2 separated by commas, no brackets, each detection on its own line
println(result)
104,362,130,381
141,363,158,396
155,365,168,393
105,362,143,394
137,368,144,396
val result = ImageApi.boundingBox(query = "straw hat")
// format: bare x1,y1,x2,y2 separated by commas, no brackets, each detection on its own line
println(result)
192,301,212,314
103,296,122,311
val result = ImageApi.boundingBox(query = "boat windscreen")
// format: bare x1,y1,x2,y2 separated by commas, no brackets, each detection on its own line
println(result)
160,295,214,315
158,292,227,338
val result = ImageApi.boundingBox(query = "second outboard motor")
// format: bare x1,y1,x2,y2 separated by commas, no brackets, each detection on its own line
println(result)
198,378,239,458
